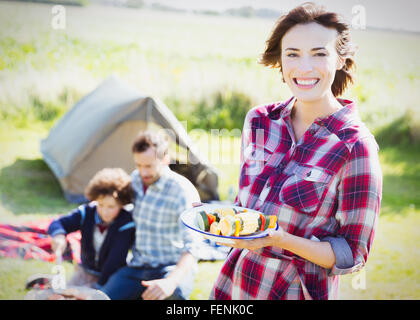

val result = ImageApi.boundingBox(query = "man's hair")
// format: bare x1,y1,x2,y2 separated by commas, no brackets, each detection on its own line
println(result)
260,2,356,97
131,130,169,159
84,168,133,205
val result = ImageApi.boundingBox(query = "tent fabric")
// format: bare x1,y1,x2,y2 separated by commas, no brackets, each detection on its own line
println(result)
41,75,219,203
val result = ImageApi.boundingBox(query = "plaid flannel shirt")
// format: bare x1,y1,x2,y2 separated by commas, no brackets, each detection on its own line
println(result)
210,97,383,300
129,166,200,268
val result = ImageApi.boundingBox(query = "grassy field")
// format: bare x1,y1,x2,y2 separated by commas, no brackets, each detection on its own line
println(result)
1,122,419,300
0,1,419,300
1,2,419,131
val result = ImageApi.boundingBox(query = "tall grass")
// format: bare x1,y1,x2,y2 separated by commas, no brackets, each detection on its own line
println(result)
2,2,418,136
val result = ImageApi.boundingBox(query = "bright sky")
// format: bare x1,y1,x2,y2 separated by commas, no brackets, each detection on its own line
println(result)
146,0,420,32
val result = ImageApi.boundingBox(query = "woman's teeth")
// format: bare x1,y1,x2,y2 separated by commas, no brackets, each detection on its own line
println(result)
294,78,319,86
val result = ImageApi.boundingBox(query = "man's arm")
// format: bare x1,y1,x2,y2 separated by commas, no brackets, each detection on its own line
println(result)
167,251,195,284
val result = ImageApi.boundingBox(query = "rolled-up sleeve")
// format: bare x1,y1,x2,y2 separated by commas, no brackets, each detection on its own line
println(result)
328,137,383,276
321,236,362,275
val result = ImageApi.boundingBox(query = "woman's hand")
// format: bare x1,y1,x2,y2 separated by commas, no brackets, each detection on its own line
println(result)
218,228,286,251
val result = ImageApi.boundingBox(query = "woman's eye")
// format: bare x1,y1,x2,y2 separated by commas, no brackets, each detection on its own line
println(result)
287,53,298,57
315,52,327,57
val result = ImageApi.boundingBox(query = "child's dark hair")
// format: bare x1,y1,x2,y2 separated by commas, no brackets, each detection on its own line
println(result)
84,168,133,205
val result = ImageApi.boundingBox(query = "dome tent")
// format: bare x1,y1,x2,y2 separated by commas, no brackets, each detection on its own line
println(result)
41,75,219,203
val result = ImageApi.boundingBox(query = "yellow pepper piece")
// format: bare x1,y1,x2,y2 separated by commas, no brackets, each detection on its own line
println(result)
234,219,241,237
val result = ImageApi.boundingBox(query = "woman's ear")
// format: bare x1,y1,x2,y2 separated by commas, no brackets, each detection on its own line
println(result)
280,67,286,83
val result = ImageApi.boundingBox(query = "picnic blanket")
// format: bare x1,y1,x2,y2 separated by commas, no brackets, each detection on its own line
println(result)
194,239,231,261
0,218,81,263
0,219,228,263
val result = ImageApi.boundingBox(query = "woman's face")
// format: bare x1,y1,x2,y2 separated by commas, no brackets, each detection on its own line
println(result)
281,22,343,103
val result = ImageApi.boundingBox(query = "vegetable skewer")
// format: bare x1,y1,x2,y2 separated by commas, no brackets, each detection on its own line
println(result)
195,208,277,237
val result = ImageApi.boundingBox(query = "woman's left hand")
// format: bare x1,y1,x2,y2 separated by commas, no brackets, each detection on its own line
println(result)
218,228,286,251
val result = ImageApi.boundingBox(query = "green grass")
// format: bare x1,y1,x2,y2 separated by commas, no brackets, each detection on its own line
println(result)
0,1,419,300
379,147,420,215
1,123,419,300
0,258,75,300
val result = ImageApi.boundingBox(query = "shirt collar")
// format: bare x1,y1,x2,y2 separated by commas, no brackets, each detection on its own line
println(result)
280,97,296,119
136,166,170,192
269,96,358,136
313,98,358,136
94,208,104,225
267,97,295,120
152,166,170,191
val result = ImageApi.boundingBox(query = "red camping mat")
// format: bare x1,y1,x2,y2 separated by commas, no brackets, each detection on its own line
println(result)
0,218,81,264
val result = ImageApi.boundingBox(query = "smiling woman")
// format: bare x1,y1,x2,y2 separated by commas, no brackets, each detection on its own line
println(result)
209,2,383,300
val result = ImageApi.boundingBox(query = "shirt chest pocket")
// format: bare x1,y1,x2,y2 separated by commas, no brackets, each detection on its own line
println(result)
279,164,334,215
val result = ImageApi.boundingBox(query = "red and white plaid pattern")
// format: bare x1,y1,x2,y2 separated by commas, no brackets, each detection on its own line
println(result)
210,97,383,300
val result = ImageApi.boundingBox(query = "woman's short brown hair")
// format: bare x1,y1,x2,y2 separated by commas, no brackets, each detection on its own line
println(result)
260,2,356,97
84,168,133,205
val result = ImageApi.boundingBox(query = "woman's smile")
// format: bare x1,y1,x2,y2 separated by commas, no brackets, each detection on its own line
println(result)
293,77,320,89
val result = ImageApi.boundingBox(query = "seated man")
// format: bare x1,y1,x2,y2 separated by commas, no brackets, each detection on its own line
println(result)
101,130,200,300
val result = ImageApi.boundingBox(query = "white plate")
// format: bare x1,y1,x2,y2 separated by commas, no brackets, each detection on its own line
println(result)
181,204,278,244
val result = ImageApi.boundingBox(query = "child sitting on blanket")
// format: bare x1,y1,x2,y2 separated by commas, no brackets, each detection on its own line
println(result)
48,168,135,290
